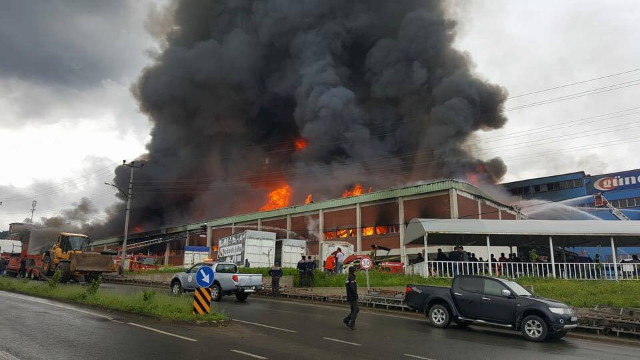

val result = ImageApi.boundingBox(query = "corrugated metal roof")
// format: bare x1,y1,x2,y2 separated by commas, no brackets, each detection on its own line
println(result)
404,218,640,246
92,179,515,246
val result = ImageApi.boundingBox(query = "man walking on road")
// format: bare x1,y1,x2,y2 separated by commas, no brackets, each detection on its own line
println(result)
343,266,359,330
268,261,283,297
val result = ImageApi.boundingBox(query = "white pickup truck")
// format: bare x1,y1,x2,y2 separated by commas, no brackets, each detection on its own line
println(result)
170,261,263,301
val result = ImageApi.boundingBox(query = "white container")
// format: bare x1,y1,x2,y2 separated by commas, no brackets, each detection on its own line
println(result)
218,230,276,268
183,246,210,267
320,241,354,262
276,239,307,268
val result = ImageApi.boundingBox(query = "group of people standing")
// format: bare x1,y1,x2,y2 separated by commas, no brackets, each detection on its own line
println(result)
323,248,345,275
296,255,317,286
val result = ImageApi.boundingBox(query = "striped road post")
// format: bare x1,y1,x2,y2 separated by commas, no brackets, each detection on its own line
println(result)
193,287,212,315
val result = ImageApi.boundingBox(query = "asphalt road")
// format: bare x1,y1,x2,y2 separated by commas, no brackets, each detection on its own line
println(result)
1,284,639,360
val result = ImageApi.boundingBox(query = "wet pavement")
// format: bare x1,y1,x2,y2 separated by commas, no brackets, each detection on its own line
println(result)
0,283,638,360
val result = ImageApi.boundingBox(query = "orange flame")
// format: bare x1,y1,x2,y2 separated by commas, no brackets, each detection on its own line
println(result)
294,138,308,151
133,226,144,233
375,226,388,235
260,184,292,211
363,227,374,236
342,184,373,197
304,194,313,204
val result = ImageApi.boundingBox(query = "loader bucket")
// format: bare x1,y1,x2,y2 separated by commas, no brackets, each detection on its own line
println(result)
70,252,116,273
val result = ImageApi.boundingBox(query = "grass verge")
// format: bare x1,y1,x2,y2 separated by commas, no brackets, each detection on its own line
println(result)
265,268,640,308
0,277,227,323
116,266,640,309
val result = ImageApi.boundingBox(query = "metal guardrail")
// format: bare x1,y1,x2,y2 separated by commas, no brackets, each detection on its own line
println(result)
407,261,640,280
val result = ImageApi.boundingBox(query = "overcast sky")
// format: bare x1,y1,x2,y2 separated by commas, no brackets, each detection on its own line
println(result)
1,0,639,230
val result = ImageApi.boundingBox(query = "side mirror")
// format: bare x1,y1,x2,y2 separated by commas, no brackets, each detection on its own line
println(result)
501,289,512,297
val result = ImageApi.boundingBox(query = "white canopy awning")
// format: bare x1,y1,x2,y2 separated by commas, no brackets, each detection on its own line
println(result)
404,219,640,247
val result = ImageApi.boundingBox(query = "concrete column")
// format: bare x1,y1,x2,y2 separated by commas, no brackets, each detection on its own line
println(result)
549,236,556,278
356,203,362,253
477,200,482,219
206,226,212,257
487,235,493,276
164,242,170,266
611,237,618,280
231,223,235,233
286,214,292,238
185,230,189,247
423,234,429,278
398,197,407,265
103,245,107,251
450,189,459,219
257,218,262,231
499,209,502,220
90,246,95,251
318,209,325,250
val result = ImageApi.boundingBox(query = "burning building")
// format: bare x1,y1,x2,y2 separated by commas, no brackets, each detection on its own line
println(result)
91,179,520,265
89,0,509,240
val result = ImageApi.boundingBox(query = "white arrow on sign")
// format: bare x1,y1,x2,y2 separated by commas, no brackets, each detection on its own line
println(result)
199,269,210,284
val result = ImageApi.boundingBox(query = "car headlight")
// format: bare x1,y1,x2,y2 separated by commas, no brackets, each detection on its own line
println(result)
549,307,572,315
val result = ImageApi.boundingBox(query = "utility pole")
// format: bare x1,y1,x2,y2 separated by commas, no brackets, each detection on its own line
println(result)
106,160,144,275
30,200,37,223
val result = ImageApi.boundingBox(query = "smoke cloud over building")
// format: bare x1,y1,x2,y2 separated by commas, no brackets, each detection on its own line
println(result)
93,0,508,237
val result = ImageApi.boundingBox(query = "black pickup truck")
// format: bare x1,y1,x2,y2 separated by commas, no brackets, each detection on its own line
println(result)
405,275,577,341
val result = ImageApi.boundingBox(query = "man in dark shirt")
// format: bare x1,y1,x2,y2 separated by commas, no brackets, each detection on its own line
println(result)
297,255,307,286
305,256,316,286
343,266,359,330
268,261,283,297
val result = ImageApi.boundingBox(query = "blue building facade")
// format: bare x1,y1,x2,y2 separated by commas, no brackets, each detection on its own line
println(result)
502,169,640,220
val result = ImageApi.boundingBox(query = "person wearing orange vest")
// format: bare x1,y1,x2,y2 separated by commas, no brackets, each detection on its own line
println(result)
325,254,336,275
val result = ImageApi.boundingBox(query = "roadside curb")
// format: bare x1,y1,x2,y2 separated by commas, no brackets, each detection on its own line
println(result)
566,331,640,347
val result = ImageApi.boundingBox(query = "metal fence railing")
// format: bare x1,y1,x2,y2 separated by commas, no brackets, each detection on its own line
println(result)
407,261,640,280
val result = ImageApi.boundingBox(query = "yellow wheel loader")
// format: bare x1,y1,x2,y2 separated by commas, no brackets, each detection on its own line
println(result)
41,232,116,283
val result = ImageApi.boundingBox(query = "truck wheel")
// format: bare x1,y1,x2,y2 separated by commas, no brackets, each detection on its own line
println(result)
428,304,451,328
57,262,72,283
43,255,54,276
29,271,37,281
171,281,183,295
235,292,249,302
521,315,549,342
211,284,222,302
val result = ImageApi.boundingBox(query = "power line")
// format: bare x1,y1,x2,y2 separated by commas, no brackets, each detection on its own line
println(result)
506,79,640,111
508,67,640,99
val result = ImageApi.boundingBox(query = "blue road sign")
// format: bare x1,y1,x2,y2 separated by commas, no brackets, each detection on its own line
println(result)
196,266,215,288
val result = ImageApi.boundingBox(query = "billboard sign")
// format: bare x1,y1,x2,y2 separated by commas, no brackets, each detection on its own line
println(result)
585,169,640,194
218,232,246,265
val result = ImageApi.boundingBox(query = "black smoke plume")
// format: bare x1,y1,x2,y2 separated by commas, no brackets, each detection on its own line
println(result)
94,0,508,237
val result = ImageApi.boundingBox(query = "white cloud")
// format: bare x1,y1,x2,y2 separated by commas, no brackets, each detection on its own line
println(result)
452,0,640,182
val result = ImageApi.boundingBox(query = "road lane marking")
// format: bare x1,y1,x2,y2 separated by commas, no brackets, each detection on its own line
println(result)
233,319,297,333
230,349,268,359
322,337,361,346
253,297,423,321
0,351,20,360
0,291,113,320
404,354,435,360
127,322,197,342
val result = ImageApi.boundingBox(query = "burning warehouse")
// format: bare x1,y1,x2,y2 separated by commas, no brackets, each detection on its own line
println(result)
91,180,521,266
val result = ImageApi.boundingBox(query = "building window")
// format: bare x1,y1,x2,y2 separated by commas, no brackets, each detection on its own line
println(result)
534,185,541,192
